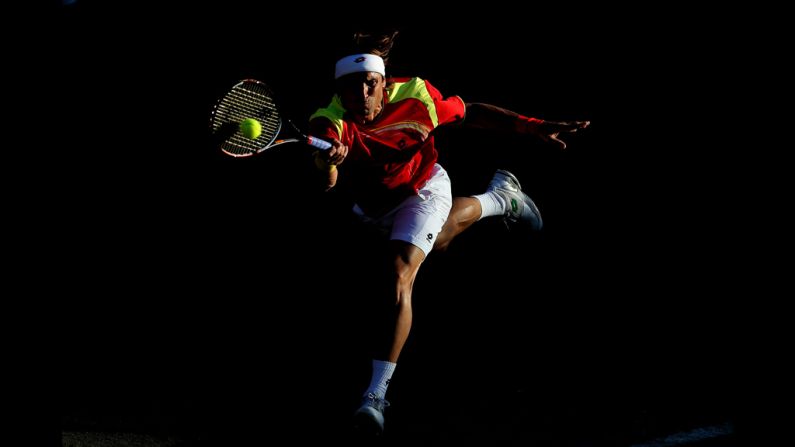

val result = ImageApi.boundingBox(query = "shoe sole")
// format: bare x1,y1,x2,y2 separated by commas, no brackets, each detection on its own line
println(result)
353,412,384,436
524,199,543,230
495,170,543,230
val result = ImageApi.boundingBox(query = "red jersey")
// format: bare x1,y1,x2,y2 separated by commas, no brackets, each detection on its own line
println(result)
309,77,465,217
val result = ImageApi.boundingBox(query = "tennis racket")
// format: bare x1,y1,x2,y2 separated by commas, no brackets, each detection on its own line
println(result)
209,79,332,158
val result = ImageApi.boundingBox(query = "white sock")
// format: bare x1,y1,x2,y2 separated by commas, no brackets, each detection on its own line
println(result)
365,359,396,399
473,191,507,220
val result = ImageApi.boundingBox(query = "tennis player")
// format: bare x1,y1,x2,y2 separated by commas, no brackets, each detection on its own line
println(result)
308,30,589,434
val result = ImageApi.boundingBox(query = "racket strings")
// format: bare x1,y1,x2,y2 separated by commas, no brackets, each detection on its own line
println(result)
212,82,284,156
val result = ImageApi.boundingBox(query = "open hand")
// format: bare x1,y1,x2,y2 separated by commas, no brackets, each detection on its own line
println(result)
537,120,590,150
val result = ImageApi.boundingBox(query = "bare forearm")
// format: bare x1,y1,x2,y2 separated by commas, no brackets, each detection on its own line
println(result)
463,102,541,134
314,151,338,191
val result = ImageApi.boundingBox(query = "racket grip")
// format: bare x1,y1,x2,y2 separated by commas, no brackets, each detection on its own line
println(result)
307,136,332,151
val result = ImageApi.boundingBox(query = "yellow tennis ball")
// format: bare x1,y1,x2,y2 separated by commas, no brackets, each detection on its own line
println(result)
239,118,262,139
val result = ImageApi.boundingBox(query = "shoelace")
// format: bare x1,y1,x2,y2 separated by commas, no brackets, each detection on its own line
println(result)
365,393,391,411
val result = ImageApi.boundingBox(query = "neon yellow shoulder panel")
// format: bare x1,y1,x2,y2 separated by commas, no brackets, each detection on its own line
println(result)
309,77,439,133
388,78,439,127
309,95,345,137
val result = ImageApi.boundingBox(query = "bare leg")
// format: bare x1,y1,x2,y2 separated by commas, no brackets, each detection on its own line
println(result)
355,204,476,431
434,197,482,252
354,242,423,433
382,196,481,360
384,240,426,363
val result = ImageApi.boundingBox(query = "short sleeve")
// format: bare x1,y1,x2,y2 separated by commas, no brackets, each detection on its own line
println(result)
424,80,466,126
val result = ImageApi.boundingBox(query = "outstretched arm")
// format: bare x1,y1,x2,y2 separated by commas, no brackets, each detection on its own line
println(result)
463,102,590,150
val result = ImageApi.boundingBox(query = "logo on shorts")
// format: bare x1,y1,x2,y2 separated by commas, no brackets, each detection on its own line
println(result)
354,56,366,63
426,233,433,242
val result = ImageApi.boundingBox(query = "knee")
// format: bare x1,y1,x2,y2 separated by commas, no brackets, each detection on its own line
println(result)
392,260,415,290
391,259,420,305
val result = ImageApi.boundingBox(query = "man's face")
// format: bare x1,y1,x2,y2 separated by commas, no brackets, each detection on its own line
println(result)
336,71,386,124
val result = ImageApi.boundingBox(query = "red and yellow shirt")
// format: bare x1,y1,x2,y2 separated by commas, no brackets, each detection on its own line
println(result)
309,77,465,216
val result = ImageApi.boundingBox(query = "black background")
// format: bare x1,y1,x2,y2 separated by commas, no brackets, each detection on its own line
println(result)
37,1,750,444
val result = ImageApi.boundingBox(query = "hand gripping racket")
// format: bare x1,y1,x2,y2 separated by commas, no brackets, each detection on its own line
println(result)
209,79,332,157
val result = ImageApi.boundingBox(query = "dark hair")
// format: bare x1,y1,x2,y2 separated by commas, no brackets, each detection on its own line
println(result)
349,29,399,65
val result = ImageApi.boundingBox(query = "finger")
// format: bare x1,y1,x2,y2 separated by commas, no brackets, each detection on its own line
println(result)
554,120,590,132
561,121,586,132
550,134,567,150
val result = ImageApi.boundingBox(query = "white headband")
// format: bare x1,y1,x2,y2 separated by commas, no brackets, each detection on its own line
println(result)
334,54,386,79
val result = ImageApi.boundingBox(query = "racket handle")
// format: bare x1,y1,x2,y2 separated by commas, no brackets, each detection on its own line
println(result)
307,136,332,151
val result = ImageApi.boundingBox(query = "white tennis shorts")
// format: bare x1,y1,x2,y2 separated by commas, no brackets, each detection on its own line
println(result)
352,163,453,256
